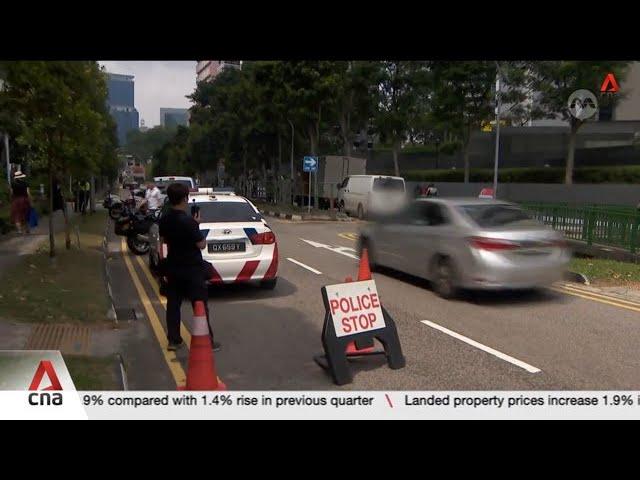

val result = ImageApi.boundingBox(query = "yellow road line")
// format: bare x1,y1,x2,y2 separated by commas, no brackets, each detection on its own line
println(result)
556,283,640,308
134,253,223,385
134,254,192,345
551,286,640,313
338,233,358,242
120,238,186,388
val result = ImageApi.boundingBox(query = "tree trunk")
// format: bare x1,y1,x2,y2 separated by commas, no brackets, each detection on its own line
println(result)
463,146,470,183
565,122,580,185
341,114,351,157
48,161,55,258
392,141,400,177
277,132,282,176
308,125,318,156
463,133,471,183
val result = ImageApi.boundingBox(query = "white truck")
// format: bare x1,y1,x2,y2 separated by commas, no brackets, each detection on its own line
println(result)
297,155,366,209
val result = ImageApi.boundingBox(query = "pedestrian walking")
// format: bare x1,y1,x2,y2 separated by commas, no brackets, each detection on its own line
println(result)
158,183,221,352
9,171,31,234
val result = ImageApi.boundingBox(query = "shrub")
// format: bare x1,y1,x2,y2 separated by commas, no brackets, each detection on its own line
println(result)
404,165,640,184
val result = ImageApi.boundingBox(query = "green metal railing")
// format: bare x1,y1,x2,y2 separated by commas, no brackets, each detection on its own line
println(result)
522,203,640,254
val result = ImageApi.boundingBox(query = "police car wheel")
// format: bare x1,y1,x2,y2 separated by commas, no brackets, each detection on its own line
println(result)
260,278,278,290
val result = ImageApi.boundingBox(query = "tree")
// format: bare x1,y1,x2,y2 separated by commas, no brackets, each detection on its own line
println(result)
373,61,429,177
126,126,176,165
528,61,631,184
0,61,117,256
430,61,497,183
332,61,380,157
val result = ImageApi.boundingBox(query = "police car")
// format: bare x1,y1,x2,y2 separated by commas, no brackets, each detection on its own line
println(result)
149,191,278,289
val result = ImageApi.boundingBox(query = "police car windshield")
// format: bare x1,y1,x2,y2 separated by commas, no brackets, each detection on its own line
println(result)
373,178,404,192
196,202,262,223
459,204,533,227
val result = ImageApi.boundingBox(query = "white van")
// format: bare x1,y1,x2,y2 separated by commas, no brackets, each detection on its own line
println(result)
337,175,407,219
153,176,197,192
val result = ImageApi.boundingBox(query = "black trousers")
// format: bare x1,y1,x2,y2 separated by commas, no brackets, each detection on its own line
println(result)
165,265,214,344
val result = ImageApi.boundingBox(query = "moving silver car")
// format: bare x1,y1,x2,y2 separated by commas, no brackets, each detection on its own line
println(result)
358,198,570,298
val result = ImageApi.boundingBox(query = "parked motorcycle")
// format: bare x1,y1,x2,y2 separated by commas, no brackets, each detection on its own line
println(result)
106,189,144,220
114,207,160,255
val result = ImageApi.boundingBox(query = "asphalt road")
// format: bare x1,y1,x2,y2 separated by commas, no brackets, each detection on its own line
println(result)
110,216,640,391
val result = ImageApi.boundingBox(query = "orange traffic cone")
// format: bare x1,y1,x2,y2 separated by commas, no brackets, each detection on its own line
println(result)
358,247,372,281
184,300,226,391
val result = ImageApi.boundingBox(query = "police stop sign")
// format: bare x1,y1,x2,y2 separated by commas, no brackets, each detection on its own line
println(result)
325,280,386,337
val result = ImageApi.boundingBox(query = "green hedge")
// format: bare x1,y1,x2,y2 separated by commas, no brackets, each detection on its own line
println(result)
404,166,640,184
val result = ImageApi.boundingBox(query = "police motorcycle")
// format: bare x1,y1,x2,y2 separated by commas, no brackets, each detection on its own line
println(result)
114,197,160,255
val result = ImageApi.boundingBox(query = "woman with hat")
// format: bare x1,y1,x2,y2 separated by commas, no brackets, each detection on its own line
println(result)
10,171,31,234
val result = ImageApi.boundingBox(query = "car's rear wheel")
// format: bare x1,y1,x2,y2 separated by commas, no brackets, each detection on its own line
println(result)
357,204,364,220
432,257,459,299
261,278,278,290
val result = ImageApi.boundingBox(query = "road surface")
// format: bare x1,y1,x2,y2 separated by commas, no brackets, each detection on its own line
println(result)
108,216,640,390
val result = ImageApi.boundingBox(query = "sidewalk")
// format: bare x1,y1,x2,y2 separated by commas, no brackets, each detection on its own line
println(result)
0,211,70,280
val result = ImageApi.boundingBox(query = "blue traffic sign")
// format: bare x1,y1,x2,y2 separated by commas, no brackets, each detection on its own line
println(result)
303,156,318,173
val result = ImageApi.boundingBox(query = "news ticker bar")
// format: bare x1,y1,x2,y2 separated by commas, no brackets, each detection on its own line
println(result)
2,391,640,419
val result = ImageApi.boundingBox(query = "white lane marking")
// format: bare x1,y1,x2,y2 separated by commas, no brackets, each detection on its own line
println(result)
300,238,360,260
420,320,541,374
286,257,323,275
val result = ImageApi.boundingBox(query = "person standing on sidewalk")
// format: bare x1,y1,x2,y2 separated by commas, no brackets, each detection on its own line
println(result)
9,171,31,234
81,179,90,214
158,183,220,352
143,180,162,212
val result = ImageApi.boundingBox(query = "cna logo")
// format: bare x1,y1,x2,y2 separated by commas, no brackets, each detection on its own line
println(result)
29,360,63,391
567,89,599,121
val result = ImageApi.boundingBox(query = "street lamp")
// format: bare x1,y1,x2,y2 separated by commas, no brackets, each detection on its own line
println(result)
493,62,503,199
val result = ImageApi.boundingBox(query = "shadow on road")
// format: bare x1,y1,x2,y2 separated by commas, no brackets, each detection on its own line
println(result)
374,265,564,306
207,276,297,301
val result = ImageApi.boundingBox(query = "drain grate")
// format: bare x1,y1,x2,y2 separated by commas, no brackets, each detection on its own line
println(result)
25,324,90,355
115,308,139,322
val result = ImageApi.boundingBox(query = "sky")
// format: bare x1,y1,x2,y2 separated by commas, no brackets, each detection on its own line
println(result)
99,61,197,127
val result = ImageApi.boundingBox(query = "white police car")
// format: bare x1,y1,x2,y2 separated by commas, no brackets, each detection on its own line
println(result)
149,192,278,289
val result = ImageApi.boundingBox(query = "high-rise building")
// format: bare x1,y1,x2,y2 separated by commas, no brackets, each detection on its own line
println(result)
160,108,189,128
196,61,242,83
106,73,139,146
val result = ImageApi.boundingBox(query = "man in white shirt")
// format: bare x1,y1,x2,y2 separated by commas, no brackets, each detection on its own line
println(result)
144,181,163,211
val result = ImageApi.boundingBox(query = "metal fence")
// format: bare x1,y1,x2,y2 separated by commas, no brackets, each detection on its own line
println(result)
522,203,640,253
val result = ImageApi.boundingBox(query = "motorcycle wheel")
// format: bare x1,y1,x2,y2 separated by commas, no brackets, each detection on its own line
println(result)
126,236,150,255
109,206,123,220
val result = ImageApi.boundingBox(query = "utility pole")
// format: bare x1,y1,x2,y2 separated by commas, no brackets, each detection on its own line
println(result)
493,62,503,199
288,119,295,206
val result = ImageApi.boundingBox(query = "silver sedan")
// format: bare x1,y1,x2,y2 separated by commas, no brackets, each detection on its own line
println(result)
358,198,570,298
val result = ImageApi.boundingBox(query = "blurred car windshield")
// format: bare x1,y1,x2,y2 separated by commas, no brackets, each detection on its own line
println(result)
373,177,405,192
197,202,261,223
156,180,191,191
459,204,534,227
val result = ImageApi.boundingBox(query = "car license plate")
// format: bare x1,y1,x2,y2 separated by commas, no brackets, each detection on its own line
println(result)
208,242,246,253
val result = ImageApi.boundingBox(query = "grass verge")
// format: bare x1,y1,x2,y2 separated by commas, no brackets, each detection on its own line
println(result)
570,257,640,287
63,354,121,390
0,211,109,323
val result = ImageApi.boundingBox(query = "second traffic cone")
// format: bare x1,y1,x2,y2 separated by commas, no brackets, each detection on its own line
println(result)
185,300,226,391
358,247,372,281
344,270,376,355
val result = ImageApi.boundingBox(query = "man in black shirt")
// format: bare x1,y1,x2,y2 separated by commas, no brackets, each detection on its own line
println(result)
159,183,219,352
